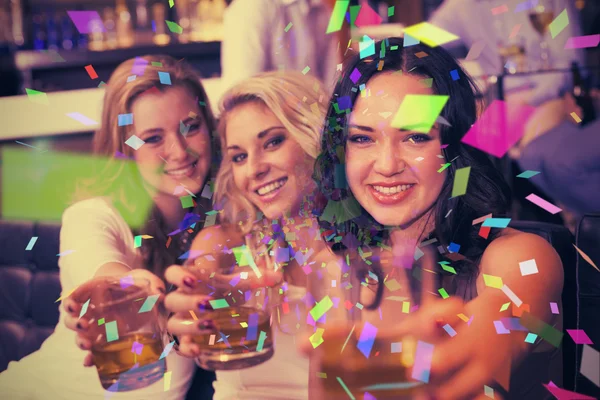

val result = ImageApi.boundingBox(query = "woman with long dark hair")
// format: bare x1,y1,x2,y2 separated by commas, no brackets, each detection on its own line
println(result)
310,37,564,399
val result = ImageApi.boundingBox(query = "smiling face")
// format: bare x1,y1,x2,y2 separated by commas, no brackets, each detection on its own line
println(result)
225,101,316,220
130,86,211,198
345,72,447,228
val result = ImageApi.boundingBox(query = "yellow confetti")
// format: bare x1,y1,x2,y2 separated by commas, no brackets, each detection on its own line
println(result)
55,287,77,303
189,310,198,320
403,22,459,47
482,274,503,289
570,112,582,123
457,313,470,322
164,371,172,391
573,244,600,273
310,328,325,348
500,302,511,312
402,301,410,313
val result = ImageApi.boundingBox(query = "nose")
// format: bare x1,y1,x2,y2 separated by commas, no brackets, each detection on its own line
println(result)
247,153,269,180
163,132,188,162
373,139,406,177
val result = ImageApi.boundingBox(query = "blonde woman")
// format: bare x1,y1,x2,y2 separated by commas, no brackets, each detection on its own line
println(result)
163,71,330,399
0,55,218,399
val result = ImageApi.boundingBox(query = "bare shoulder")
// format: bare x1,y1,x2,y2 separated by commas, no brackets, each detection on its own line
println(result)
481,228,564,288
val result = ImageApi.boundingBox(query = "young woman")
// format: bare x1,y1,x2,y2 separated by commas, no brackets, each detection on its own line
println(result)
162,71,330,399
0,55,218,399
309,37,564,400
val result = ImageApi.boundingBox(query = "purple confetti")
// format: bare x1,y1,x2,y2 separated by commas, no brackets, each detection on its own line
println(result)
132,57,149,76
443,323,457,337
356,322,378,358
412,341,434,383
550,302,559,314
67,11,104,34
494,320,511,334
350,68,362,84
247,313,258,341
120,275,134,289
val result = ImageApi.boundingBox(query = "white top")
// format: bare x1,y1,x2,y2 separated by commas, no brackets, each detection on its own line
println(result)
212,284,309,400
221,0,339,92
0,197,196,400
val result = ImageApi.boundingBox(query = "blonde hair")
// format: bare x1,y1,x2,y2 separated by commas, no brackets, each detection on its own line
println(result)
213,71,328,233
75,54,218,280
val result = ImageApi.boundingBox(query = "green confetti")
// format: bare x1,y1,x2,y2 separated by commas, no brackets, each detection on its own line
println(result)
500,302,511,312
451,166,471,197
310,295,333,321
519,311,563,347
284,22,293,32
134,235,142,248
256,331,267,351
349,5,361,27
326,0,350,34
440,262,456,274
165,20,183,34
390,45,399,50
151,61,163,67
98,318,105,325
420,78,433,88
105,321,119,342
438,163,451,173
549,9,569,39
438,288,449,299
388,6,395,17
390,95,449,133
169,0,174,7
302,66,311,75
384,278,402,292
336,377,356,399
209,298,230,310
138,294,160,313
516,170,540,179
180,195,194,208
25,88,49,105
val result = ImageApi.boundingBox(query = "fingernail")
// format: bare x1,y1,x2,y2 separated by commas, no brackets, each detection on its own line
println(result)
198,320,215,330
183,276,196,288
198,301,213,311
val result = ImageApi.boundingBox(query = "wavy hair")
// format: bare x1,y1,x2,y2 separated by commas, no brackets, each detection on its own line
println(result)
213,71,328,233
315,37,511,289
74,54,219,281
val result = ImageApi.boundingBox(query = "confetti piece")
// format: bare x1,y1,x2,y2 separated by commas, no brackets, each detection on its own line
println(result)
284,22,293,32
549,9,569,39
105,321,119,342
412,341,434,383
482,274,503,289
164,370,172,391
125,135,145,150
479,226,491,239
67,11,104,34
484,385,494,398
209,299,230,309
310,328,325,348
472,213,493,225
448,242,460,253
509,24,522,39
165,20,183,34
440,263,457,274
158,71,172,85
570,112,582,123
132,341,144,355
98,318,105,325
403,34,420,47
461,100,535,158
550,302,559,314
118,113,133,126
465,40,486,61
159,341,175,359
573,245,600,272
450,69,459,81
169,0,174,7
66,112,99,126
301,66,311,75
359,35,375,59
356,322,377,358
491,4,508,15
482,218,511,228
525,194,562,214
79,298,90,318
403,22,459,47
391,342,402,353
442,324,457,337
247,312,259,341
391,95,448,133
326,1,350,34
388,6,395,17
524,333,538,344
25,88,49,105
438,288,449,299
581,344,600,387
402,301,410,313
354,3,382,27
336,377,355,399
451,166,471,197
126,75,136,83
25,236,38,251
414,246,424,260
500,302,511,312
519,259,538,276
501,284,523,307
516,170,540,179
84,65,98,80
180,195,194,208
384,278,402,292
520,312,563,347
543,383,596,399
493,320,510,334
256,331,267,351
120,275,135,289
310,296,333,321
566,329,593,345
138,294,160,313
349,67,361,84
564,34,600,49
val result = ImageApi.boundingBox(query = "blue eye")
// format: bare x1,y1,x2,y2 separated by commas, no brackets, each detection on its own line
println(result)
232,153,247,163
348,135,373,144
144,135,162,144
407,134,432,143
265,136,285,148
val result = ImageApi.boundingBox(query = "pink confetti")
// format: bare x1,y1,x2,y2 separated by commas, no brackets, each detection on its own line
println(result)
525,194,562,214
550,302,559,314
131,341,144,355
461,100,536,158
120,275,134,289
493,320,511,334
564,34,600,49
491,4,509,15
566,329,593,345
411,341,434,383
509,24,522,39
543,383,597,400
66,11,104,34
354,4,382,27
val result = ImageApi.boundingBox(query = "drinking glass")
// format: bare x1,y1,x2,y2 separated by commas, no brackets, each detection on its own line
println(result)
307,243,436,399
85,277,168,391
187,234,279,370
528,0,557,69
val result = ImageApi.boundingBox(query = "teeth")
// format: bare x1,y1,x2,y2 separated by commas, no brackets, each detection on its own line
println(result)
257,178,287,196
372,184,414,194
166,162,195,176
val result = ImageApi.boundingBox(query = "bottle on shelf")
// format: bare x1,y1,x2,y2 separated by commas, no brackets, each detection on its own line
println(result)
116,0,134,48
571,62,596,126
134,0,153,45
152,2,171,46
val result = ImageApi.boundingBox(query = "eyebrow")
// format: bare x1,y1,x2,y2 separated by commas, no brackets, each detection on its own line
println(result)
138,117,203,136
348,123,440,133
226,126,285,150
